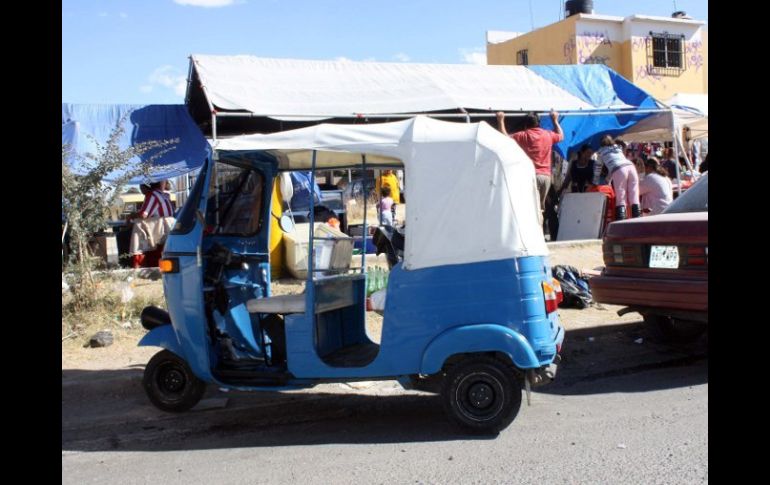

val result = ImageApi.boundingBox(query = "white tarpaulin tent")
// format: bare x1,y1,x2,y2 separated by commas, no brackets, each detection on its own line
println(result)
215,116,548,271
190,55,601,121
622,93,708,142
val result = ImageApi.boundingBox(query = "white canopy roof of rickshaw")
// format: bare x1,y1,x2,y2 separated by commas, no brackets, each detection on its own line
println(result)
214,116,548,271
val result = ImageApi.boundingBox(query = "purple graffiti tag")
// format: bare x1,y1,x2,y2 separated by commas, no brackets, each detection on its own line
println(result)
579,31,613,48
685,41,703,54
563,38,576,61
690,53,704,72
635,65,664,84
577,48,609,65
632,37,647,52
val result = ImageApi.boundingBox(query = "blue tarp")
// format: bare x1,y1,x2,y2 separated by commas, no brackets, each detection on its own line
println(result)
288,172,322,211
62,104,211,183
527,65,663,159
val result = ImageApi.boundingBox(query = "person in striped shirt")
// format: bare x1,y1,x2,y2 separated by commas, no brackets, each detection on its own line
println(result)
130,181,174,219
128,180,176,268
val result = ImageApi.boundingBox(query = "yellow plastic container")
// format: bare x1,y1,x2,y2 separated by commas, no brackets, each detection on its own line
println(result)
269,178,284,278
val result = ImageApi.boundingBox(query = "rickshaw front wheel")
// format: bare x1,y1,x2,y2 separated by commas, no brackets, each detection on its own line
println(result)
143,350,206,412
441,356,522,434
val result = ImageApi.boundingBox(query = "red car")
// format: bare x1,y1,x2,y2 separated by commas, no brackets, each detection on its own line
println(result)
589,173,708,341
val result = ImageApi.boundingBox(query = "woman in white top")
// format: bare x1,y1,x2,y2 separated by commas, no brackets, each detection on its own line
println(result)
638,157,673,216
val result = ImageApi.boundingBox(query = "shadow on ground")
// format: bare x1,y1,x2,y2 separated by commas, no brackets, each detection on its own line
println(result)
62,320,706,452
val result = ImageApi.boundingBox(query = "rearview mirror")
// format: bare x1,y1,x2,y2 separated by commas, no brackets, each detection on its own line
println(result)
279,214,295,233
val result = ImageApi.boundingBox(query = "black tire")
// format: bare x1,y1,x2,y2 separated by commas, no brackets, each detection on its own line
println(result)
441,356,523,434
143,350,206,412
643,314,706,344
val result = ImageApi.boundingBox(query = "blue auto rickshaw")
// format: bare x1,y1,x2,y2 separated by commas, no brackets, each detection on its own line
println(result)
139,117,564,433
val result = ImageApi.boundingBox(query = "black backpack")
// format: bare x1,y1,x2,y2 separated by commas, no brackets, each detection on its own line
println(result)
552,265,593,309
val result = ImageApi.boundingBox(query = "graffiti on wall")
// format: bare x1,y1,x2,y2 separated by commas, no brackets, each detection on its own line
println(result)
635,65,666,86
686,40,704,72
564,30,614,65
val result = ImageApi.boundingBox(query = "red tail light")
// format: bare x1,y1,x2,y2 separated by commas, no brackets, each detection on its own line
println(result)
685,245,708,267
542,278,562,314
605,243,641,266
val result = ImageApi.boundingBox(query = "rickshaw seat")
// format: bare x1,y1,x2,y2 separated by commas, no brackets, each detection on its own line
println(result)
246,294,306,314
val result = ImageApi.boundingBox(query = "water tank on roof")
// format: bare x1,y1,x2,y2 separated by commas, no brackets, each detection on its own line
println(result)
565,0,594,17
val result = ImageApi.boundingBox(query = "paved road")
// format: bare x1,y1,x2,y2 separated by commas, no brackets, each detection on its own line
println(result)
62,322,707,484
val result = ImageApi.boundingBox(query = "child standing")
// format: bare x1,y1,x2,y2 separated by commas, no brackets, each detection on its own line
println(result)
378,186,395,227
594,135,640,219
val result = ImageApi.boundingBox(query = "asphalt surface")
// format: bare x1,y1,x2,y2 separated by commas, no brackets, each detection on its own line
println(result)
62,321,707,484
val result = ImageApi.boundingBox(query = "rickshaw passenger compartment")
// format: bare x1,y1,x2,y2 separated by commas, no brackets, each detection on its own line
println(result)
312,274,378,367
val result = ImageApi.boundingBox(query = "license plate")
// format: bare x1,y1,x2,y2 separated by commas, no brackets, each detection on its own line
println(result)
649,245,679,268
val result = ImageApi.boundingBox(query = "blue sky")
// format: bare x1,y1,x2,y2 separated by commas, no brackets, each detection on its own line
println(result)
62,0,708,104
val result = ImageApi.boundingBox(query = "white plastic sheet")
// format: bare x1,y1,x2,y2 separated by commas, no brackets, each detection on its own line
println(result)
191,55,596,119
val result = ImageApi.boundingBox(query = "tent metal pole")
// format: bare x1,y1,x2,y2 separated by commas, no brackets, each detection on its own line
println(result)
184,56,194,106
676,133,694,172
212,108,672,120
192,58,219,142
670,109,681,197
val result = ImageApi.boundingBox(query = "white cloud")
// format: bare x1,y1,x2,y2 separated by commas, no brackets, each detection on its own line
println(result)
393,53,410,62
459,48,487,65
98,12,108,17
173,0,237,7
334,56,353,63
146,66,187,96
139,85,154,93
119,12,128,19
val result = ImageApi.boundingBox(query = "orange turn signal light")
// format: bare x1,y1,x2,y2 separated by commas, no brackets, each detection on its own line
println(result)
158,258,179,273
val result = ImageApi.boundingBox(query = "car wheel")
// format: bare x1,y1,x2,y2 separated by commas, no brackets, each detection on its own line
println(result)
643,314,706,343
143,350,206,412
441,356,522,434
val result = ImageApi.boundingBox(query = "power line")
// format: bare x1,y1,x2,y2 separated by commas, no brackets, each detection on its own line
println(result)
529,0,535,30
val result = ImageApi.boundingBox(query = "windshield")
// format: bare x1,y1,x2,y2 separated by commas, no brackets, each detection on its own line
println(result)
663,172,708,214
206,161,265,236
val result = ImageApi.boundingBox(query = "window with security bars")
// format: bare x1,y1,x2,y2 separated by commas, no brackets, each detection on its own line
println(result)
648,32,686,76
516,49,529,66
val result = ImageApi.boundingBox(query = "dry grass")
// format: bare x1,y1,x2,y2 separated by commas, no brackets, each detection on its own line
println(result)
62,272,165,346
346,194,407,227
345,194,381,225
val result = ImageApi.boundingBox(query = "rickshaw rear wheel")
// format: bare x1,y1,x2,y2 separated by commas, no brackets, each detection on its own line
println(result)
143,350,206,412
441,355,522,434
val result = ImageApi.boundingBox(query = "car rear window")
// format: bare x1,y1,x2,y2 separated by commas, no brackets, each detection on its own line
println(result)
663,172,708,214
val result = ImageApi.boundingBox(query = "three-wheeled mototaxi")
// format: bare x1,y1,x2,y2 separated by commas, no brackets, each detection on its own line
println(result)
139,117,564,433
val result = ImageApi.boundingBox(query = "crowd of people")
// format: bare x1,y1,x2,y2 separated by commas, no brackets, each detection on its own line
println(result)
496,111,707,239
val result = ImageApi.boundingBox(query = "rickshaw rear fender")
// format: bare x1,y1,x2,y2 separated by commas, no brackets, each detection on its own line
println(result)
420,324,540,375
138,324,183,357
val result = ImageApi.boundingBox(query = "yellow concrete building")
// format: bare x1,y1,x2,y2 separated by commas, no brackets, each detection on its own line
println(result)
487,12,707,100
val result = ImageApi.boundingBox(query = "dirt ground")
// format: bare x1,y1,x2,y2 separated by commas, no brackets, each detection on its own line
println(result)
62,241,638,369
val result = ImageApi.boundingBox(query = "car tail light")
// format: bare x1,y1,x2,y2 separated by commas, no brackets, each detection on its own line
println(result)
604,244,641,266
684,245,708,267
542,279,562,314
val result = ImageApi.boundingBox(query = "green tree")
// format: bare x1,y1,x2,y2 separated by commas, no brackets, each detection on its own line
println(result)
62,116,178,307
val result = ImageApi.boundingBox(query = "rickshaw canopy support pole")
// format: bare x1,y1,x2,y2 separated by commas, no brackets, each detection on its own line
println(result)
361,155,368,272
308,150,318,283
